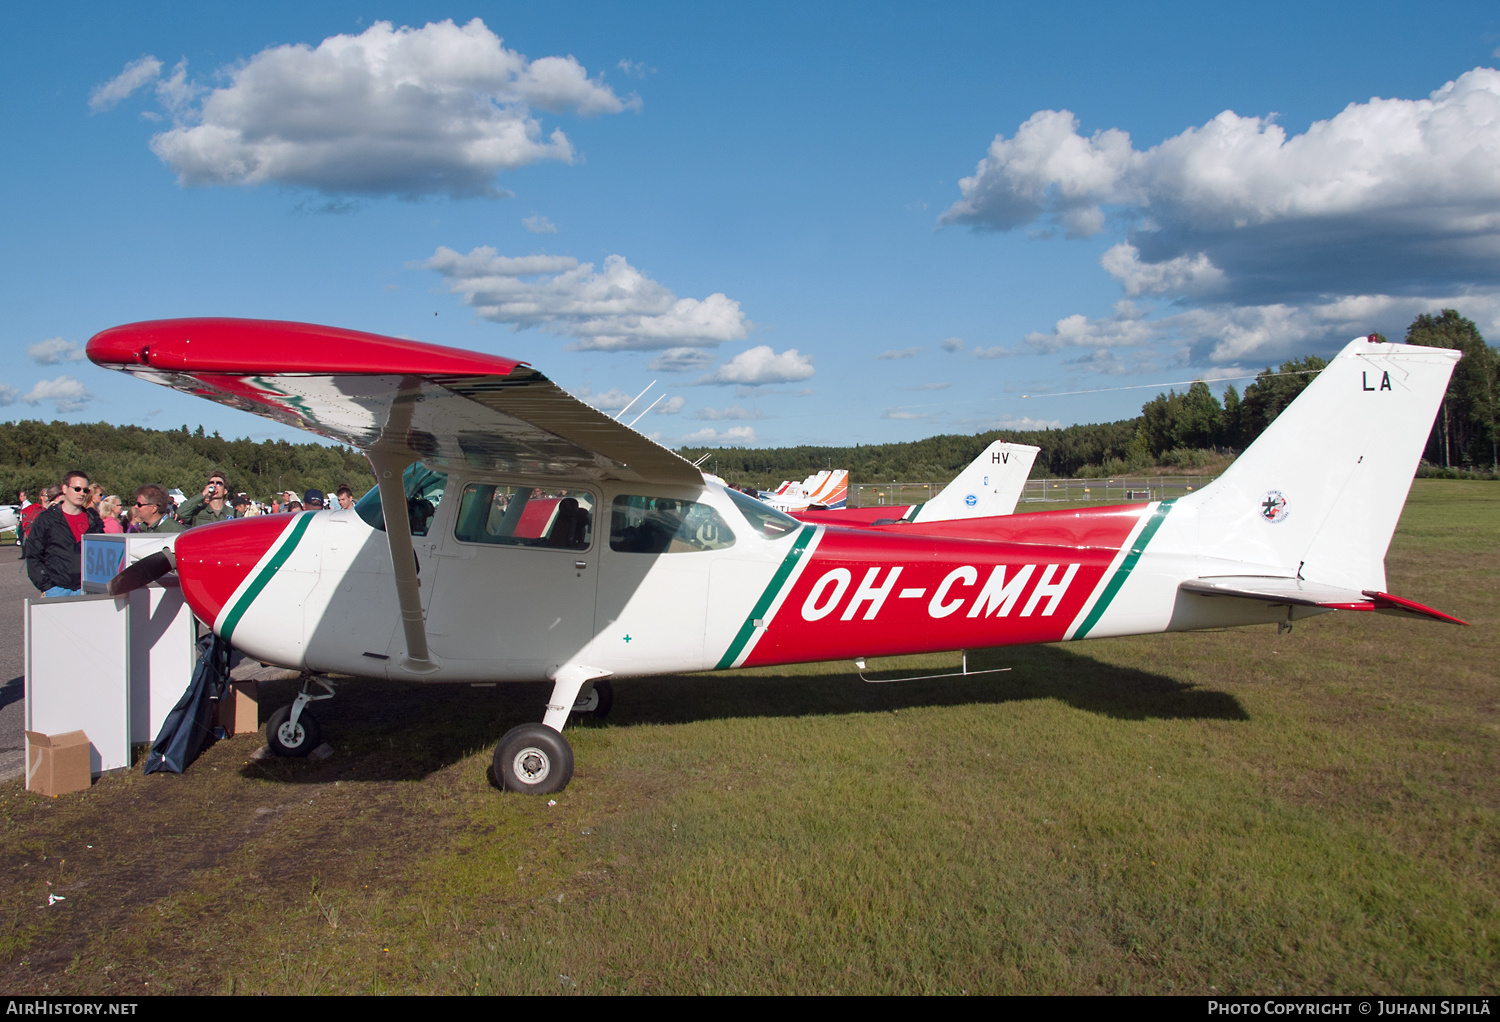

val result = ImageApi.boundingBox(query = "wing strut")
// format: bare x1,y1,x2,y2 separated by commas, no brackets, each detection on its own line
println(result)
369,386,438,675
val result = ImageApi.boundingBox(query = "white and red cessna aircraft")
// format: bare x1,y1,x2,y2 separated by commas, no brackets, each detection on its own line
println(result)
90,319,1465,794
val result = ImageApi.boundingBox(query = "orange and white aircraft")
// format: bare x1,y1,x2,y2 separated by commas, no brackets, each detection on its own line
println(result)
90,319,1466,794
763,469,849,512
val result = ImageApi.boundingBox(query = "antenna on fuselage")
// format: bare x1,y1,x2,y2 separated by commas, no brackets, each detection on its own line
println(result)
614,381,657,421
692,452,713,467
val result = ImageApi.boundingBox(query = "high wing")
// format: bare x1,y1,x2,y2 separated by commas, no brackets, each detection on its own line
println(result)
86,318,702,487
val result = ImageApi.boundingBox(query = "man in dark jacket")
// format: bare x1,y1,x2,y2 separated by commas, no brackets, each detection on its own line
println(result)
25,470,104,597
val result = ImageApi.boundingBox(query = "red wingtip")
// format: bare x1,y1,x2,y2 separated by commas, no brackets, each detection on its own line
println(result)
88,318,529,377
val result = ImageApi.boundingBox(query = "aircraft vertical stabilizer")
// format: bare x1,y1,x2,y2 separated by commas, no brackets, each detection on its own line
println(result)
908,441,1039,523
1178,337,1460,592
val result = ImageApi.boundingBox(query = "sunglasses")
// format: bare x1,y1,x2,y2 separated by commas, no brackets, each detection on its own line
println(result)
67,485,87,493
133,501,157,508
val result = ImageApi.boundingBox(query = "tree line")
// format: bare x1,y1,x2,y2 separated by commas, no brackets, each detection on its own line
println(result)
686,311,1499,488
0,421,370,504
1,312,1493,502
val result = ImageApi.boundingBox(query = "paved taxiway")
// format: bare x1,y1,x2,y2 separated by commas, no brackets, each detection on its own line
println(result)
1,546,33,781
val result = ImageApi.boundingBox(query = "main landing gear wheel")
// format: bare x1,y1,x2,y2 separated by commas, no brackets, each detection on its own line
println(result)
572,678,614,718
495,723,574,794
266,704,321,758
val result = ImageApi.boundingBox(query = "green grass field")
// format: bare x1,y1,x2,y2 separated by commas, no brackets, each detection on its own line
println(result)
1,480,1495,994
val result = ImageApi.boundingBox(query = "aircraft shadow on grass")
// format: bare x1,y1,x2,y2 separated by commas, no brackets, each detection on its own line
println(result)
237,644,1247,786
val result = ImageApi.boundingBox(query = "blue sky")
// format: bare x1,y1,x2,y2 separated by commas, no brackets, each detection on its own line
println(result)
6,2,1499,448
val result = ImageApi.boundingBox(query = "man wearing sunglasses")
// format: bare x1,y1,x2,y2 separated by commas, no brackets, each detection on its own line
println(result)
177,470,234,528
129,484,185,535
24,470,104,597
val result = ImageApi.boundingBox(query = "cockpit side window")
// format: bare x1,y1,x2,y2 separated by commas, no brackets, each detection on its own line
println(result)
610,496,736,553
354,464,448,537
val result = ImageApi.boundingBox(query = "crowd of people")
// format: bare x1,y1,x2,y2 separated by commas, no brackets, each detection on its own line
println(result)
17,469,359,597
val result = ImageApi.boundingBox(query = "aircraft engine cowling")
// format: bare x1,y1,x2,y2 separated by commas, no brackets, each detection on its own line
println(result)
175,511,324,669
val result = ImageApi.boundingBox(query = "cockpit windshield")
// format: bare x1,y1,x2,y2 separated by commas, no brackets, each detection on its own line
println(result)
354,464,448,536
724,487,802,539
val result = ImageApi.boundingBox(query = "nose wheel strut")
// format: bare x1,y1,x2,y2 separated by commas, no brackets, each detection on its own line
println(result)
267,675,337,758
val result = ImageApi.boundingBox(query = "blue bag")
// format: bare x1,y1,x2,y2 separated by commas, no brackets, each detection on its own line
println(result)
144,634,231,775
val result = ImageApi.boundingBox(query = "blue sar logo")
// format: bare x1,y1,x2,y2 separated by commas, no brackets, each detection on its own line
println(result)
964,494,978,507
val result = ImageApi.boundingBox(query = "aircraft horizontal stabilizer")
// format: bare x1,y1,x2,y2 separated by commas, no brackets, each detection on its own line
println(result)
1179,576,1466,625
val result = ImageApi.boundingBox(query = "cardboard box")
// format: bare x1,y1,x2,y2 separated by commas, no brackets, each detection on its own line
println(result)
25,730,92,797
217,680,260,736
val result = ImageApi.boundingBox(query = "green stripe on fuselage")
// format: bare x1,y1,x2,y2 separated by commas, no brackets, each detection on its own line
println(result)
220,511,316,643
1072,498,1176,640
715,524,817,670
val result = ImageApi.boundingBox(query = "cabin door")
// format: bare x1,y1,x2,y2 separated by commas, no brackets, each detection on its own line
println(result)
423,482,601,678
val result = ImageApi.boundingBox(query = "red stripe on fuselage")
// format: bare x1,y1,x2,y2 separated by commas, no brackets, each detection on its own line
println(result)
174,515,294,625
742,503,1147,666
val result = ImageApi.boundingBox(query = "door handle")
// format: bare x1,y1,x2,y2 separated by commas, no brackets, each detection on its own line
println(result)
575,561,588,570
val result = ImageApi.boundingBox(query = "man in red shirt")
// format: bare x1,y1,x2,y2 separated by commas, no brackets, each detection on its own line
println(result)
25,471,103,597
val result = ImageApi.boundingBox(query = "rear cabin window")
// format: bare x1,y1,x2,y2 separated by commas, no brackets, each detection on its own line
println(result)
610,496,736,553
453,484,595,550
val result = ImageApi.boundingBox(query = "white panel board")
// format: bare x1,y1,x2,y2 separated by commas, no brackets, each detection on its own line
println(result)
25,594,131,775
128,585,198,743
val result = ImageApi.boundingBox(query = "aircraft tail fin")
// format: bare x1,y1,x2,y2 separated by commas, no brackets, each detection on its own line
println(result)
1180,336,1459,592
910,441,1040,523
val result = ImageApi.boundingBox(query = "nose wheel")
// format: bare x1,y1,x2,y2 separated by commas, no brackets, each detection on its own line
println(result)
266,675,337,758
266,704,321,757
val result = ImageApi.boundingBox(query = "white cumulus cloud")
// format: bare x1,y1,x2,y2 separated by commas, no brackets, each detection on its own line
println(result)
655,395,686,415
874,346,923,360
425,246,749,350
27,338,87,365
25,376,93,413
696,346,815,386
571,386,638,413
89,56,164,112
523,214,557,234
944,69,1500,302
692,405,766,421
648,347,718,372
947,67,1500,365
111,19,638,198
678,425,759,446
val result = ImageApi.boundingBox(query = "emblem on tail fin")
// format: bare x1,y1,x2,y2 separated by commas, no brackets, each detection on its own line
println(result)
1259,490,1290,524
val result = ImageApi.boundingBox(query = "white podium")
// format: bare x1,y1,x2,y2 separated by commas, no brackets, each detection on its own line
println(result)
25,580,198,776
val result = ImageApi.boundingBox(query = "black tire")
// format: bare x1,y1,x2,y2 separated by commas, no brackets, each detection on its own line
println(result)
266,704,321,758
574,678,614,718
494,723,574,794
